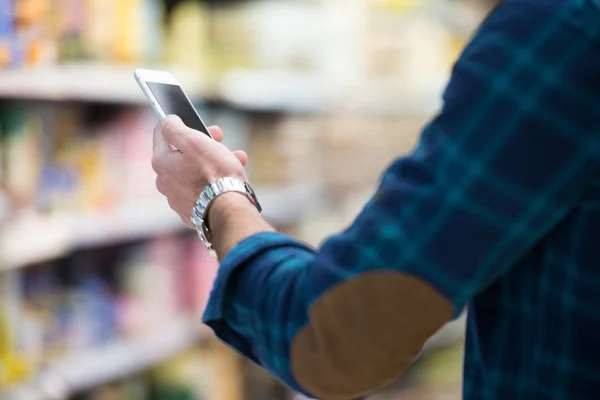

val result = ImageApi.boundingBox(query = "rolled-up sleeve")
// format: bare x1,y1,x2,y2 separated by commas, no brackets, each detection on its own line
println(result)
202,1,600,399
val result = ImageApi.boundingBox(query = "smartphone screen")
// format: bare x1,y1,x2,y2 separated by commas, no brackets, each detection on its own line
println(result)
146,82,210,136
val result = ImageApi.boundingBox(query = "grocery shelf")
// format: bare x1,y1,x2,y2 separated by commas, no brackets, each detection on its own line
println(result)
4,315,465,400
5,317,211,400
0,64,329,109
0,64,205,104
0,64,443,116
217,70,444,116
218,69,332,113
0,182,323,271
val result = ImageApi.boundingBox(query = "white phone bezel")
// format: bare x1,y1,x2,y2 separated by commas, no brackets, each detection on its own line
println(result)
134,69,212,138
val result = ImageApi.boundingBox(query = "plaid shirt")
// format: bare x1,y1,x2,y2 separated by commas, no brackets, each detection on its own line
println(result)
203,1,600,399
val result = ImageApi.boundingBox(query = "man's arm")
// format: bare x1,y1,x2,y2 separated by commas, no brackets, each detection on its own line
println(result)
208,192,274,261
196,1,600,399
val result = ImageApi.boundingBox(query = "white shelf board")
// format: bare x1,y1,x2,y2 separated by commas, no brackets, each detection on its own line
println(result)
0,64,443,116
218,69,333,113
219,69,443,117
0,64,204,104
0,182,323,271
5,317,211,400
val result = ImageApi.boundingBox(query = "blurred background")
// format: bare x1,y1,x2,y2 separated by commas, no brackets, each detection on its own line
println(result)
0,0,498,399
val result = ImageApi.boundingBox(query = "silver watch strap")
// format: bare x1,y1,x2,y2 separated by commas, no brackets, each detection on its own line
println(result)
191,177,262,255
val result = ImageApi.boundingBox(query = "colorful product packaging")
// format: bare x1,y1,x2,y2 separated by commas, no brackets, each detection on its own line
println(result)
57,0,87,60
114,0,141,63
0,104,43,208
0,0,12,68
165,0,208,72
84,0,117,60
141,0,165,64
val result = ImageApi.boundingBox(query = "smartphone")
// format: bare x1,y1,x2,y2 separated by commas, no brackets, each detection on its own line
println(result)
134,69,213,138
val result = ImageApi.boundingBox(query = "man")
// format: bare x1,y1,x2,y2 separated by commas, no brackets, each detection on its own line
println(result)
151,0,600,399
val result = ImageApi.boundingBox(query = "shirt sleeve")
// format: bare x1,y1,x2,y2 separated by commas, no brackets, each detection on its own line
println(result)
202,1,600,399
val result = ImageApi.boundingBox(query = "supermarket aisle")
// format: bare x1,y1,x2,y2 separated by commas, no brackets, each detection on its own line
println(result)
0,0,493,399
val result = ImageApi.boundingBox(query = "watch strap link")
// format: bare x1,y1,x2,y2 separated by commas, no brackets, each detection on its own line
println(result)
191,177,262,256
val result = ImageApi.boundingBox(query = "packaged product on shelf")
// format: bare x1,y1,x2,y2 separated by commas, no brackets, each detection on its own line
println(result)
69,275,118,349
17,298,45,370
243,1,325,72
20,263,66,362
247,117,289,186
42,104,83,212
0,112,4,202
247,115,324,187
80,376,150,400
87,110,123,209
77,135,110,211
2,233,219,391
35,106,157,213
114,0,164,63
165,0,208,74
0,0,12,68
114,0,142,63
293,181,382,250
90,117,122,211
152,353,204,400
356,10,451,115
183,236,218,315
64,252,121,350
145,236,190,315
208,5,255,78
322,114,392,194
385,116,426,155
243,359,293,400
152,341,244,400
370,0,421,13
84,0,118,61
13,0,56,66
141,0,165,64
322,114,423,194
0,272,34,390
208,108,250,160
0,104,43,209
405,341,465,400
0,190,9,222
115,109,158,203
56,0,87,60
117,241,182,335
119,377,151,400
209,1,326,76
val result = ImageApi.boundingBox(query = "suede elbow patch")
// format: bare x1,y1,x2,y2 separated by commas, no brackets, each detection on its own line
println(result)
290,272,454,400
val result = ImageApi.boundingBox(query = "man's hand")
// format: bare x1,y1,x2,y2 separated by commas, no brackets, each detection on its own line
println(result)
152,115,249,228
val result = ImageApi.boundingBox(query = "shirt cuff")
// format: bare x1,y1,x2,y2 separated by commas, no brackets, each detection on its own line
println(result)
201,232,313,363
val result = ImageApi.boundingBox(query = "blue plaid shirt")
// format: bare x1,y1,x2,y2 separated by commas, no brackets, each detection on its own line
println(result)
203,1,600,399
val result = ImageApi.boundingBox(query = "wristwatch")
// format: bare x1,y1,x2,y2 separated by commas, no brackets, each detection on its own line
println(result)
190,177,262,256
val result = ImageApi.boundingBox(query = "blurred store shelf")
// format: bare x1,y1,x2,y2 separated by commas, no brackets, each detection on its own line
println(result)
0,64,443,116
4,314,466,400
0,64,204,104
335,78,445,117
5,317,211,400
0,64,330,109
0,182,324,271
218,69,332,113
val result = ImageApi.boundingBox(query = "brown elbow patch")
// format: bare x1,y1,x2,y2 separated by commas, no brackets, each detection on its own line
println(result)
290,272,453,400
